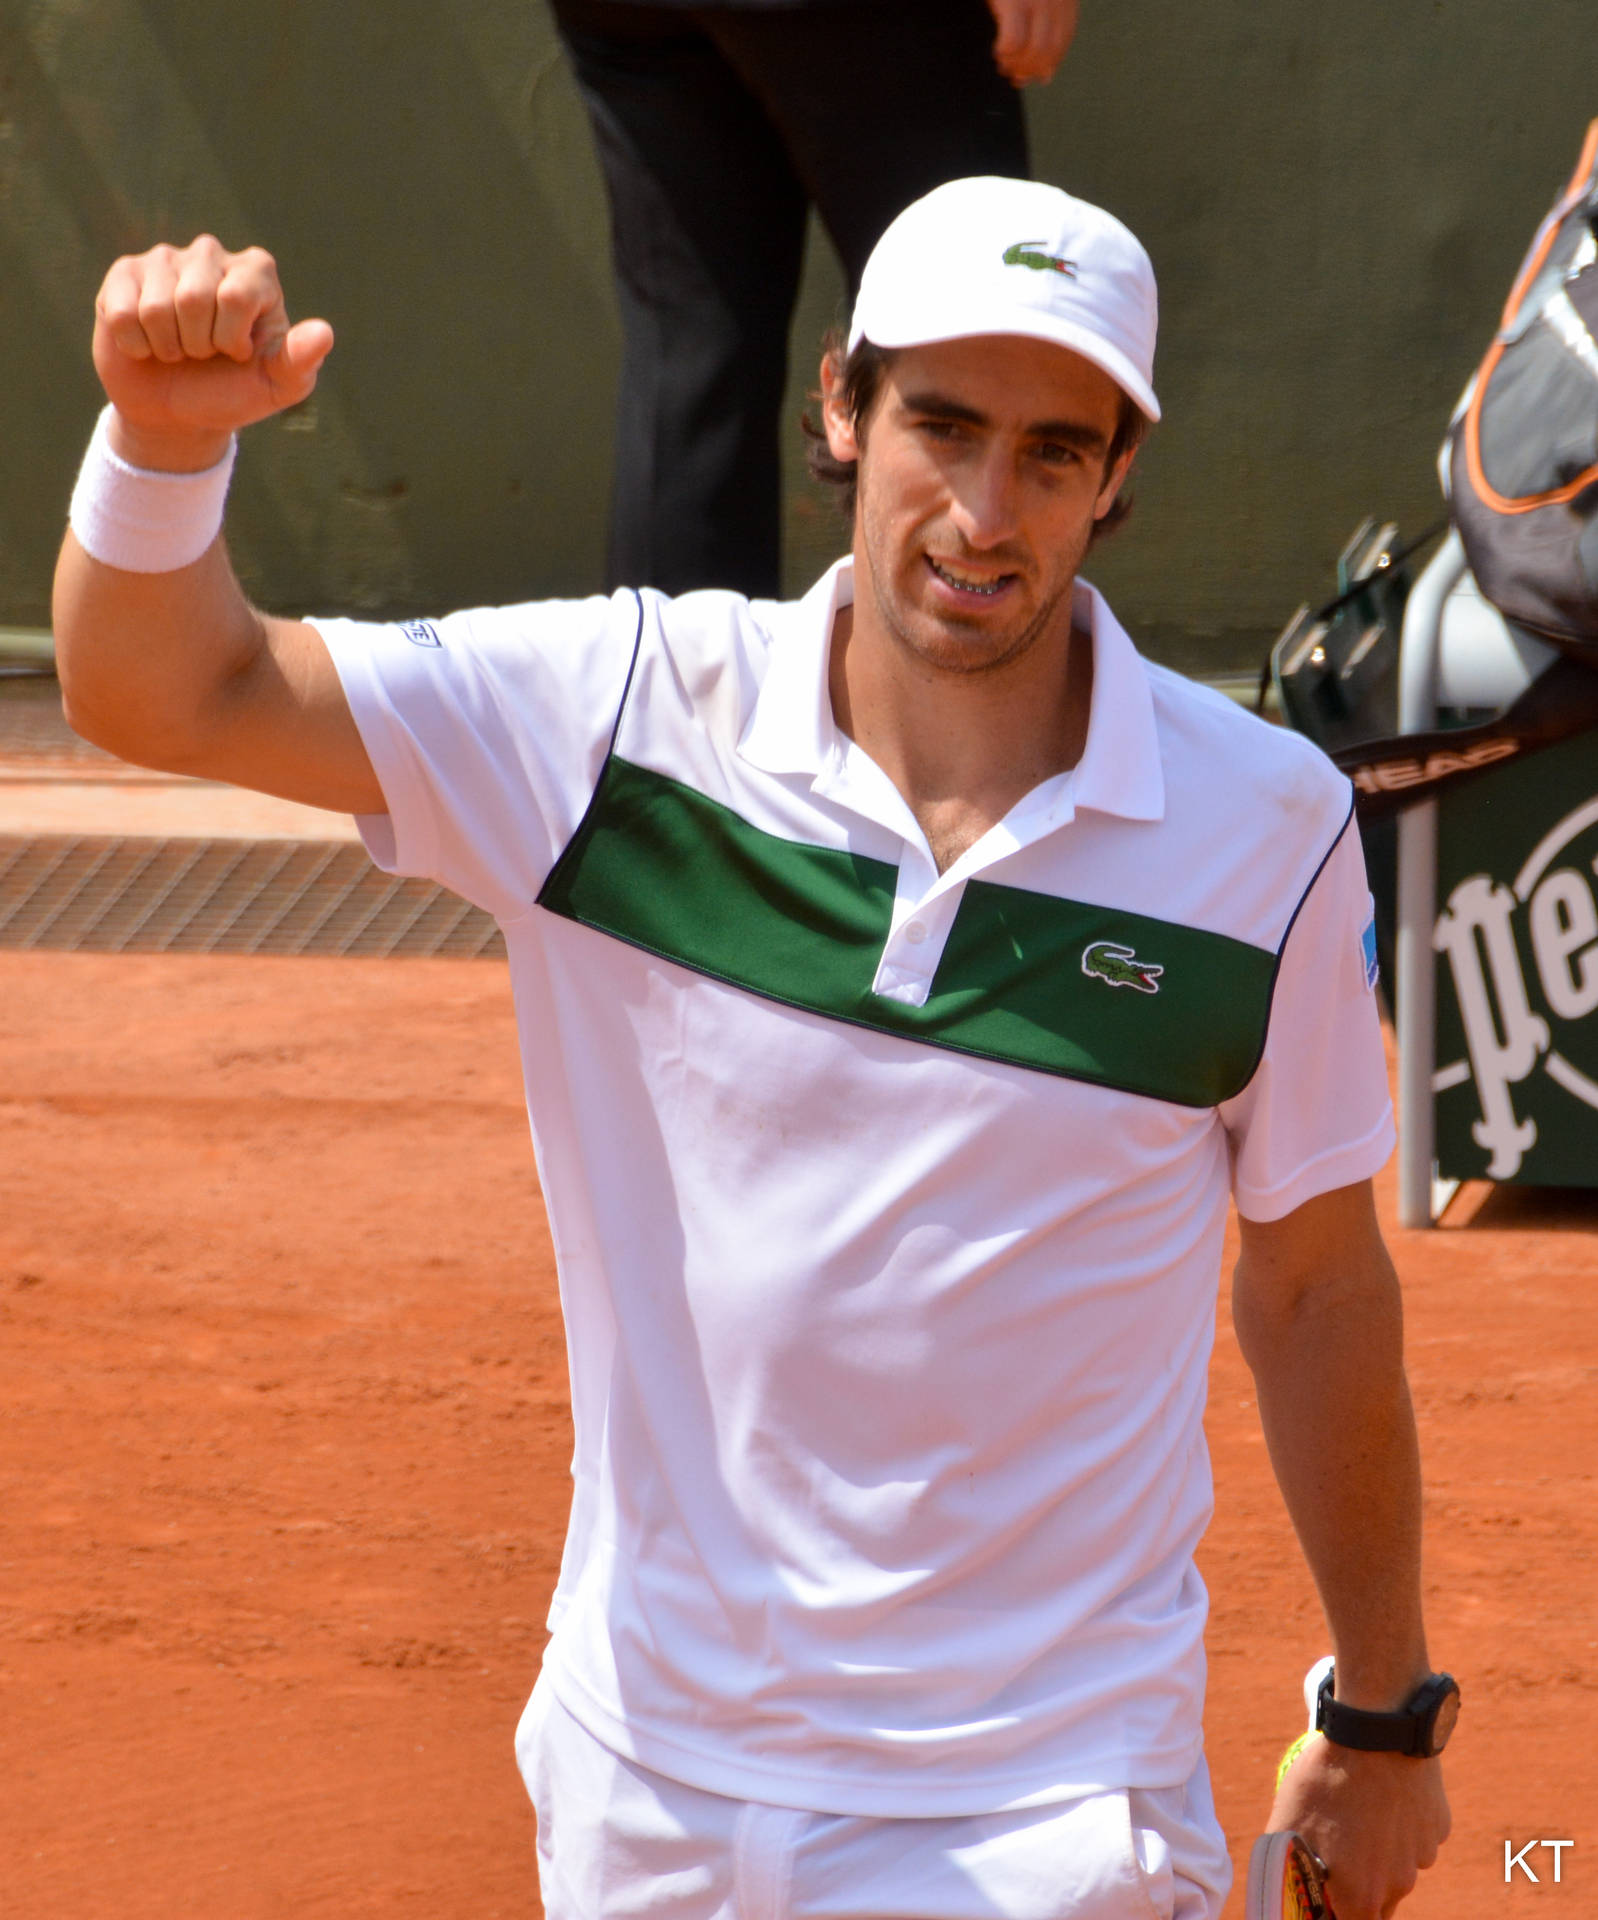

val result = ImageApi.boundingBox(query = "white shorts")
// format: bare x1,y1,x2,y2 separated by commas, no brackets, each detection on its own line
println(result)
519,1676,1230,1920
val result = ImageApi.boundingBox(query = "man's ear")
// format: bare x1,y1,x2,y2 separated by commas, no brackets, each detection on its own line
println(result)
819,352,860,463
1093,443,1138,521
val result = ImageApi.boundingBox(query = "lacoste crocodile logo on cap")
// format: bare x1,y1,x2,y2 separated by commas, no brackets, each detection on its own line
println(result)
1081,940,1163,994
1002,239,1078,277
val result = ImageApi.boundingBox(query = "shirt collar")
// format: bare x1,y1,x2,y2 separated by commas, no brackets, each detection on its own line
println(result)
1067,576,1166,823
738,556,1165,825
739,557,853,778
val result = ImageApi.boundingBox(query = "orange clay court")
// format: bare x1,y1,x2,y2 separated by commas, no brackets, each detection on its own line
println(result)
1,731,1595,1917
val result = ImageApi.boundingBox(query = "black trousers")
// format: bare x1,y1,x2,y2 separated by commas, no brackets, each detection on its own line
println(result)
550,0,1030,597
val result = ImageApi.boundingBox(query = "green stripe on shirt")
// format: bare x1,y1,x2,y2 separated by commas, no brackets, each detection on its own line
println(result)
538,756,1276,1105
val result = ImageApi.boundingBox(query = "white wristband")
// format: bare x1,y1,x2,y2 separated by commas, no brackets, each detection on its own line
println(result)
69,406,238,573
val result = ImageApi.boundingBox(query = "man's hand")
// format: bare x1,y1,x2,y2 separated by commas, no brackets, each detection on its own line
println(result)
987,0,1078,86
1269,1735,1450,1919
93,236,334,471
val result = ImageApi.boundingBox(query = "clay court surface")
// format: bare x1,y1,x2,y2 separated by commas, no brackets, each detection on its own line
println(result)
3,945,1595,1918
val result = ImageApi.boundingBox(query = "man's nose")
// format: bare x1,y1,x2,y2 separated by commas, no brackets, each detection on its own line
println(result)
947,448,1021,549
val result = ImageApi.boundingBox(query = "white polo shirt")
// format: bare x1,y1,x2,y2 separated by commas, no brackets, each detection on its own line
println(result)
315,559,1393,1819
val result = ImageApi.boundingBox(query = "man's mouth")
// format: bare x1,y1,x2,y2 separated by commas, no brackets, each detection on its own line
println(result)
926,556,1015,598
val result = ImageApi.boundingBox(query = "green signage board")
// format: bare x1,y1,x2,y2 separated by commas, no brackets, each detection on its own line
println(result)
1433,730,1598,1187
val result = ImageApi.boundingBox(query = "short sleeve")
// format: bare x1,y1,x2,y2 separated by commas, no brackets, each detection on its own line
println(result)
1219,810,1395,1221
311,591,642,924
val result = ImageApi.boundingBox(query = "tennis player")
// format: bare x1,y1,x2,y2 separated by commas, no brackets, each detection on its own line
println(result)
54,178,1451,1919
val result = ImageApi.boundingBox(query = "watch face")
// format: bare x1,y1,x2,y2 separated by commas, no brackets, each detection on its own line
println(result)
1429,1682,1461,1754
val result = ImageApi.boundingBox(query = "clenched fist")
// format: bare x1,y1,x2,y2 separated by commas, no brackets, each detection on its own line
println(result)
93,236,334,470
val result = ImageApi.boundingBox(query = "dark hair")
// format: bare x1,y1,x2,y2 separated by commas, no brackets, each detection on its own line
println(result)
802,328,1148,544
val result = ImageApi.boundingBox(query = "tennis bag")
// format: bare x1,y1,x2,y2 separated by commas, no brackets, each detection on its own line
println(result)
1444,118,1598,647
1301,121,1598,822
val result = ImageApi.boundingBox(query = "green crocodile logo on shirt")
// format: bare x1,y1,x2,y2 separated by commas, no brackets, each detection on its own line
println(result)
1081,940,1163,994
1003,240,1078,277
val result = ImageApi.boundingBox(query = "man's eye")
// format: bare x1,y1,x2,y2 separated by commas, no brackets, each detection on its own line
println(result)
1036,441,1080,467
917,418,964,440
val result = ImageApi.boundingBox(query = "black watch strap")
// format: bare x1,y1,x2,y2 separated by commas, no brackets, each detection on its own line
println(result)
1315,1667,1460,1757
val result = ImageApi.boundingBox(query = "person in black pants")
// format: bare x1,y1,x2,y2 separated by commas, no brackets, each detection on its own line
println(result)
550,0,1077,597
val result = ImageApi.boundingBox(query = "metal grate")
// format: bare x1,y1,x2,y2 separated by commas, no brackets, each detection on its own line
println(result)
0,836,504,958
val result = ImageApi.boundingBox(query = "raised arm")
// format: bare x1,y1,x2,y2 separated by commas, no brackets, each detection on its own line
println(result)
1232,1177,1450,1919
53,236,384,815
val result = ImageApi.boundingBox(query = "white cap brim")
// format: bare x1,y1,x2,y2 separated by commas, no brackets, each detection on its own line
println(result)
848,307,1161,423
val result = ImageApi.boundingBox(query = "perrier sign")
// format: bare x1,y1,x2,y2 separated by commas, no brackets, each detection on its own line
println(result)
1433,729,1598,1187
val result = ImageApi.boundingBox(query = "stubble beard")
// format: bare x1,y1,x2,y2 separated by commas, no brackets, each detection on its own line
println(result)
857,506,1083,682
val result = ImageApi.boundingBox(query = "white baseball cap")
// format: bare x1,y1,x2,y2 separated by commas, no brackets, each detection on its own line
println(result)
848,177,1161,422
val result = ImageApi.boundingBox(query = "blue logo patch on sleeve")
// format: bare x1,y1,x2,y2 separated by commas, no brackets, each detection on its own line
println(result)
400,619,442,648
1360,911,1380,992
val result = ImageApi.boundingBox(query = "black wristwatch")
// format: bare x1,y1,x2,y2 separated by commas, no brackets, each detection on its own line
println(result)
1315,1666,1460,1758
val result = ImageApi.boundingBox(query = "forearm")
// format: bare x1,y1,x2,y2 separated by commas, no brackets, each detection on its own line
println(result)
1231,1183,1449,1914
1232,1201,1427,1707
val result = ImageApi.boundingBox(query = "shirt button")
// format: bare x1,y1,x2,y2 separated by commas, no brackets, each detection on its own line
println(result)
904,920,928,945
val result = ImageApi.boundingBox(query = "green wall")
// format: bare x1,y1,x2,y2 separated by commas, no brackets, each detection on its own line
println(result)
2,2,1592,670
